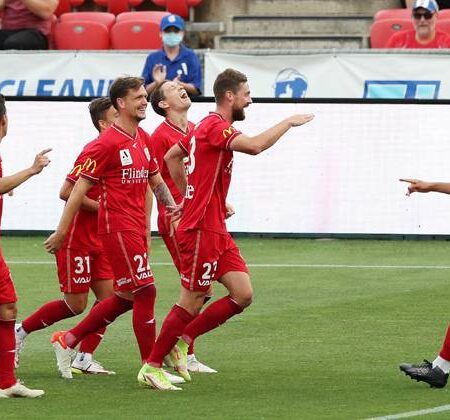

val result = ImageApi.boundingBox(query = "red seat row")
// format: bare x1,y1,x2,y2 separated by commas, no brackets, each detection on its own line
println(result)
54,0,202,18
371,18,450,48
53,12,170,49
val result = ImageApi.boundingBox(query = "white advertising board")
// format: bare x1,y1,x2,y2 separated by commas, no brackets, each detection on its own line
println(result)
2,100,450,236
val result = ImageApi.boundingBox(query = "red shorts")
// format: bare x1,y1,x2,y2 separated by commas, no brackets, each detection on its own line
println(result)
55,248,114,294
100,230,154,292
176,229,248,292
0,257,17,304
161,233,181,273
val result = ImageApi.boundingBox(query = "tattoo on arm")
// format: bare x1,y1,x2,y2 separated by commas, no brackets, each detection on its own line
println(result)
153,182,176,207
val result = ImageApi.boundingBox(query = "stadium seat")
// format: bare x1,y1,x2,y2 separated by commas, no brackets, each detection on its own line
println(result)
110,20,162,49
116,11,170,23
54,21,110,50
54,0,72,16
370,18,413,48
94,0,144,15
150,0,203,19
60,12,116,29
440,10,450,19
437,18,450,35
374,8,411,21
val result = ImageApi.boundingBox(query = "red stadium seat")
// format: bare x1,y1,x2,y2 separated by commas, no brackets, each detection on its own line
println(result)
116,11,170,23
440,10,450,19
54,21,110,50
370,18,413,48
150,0,203,19
437,18,450,35
110,20,162,49
60,12,116,29
71,0,85,7
54,0,72,17
94,0,144,15
374,8,411,21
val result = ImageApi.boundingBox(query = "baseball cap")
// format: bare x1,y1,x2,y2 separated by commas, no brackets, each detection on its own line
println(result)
413,0,439,12
160,14,185,31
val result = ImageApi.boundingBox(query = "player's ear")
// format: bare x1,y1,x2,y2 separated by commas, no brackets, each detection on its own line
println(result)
224,90,234,103
0,114,8,138
158,100,169,110
116,97,125,110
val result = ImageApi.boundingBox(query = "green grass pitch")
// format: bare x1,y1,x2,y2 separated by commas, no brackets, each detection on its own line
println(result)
3,236,450,419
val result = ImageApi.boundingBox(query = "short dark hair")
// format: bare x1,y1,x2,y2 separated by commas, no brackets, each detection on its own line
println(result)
150,80,170,117
109,76,145,110
89,97,113,132
213,69,248,103
0,94,6,118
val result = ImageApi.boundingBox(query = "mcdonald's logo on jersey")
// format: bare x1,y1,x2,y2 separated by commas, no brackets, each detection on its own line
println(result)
222,126,236,139
82,158,97,174
69,158,97,177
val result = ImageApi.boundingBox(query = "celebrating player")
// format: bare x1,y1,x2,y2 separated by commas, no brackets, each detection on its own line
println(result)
149,80,217,374
15,98,118,376
138,68,315,390
0,94,50,398
399,177,450,388
44,77,182,386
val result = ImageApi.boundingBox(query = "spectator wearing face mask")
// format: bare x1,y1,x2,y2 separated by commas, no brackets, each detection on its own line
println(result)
142,14,202,97
386,0,450,48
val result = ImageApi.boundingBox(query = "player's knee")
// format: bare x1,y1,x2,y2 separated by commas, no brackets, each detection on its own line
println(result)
234,290,253,309
0,302,18,321
65,297,88,315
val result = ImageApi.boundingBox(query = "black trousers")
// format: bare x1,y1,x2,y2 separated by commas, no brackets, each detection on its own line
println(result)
0,28,48,50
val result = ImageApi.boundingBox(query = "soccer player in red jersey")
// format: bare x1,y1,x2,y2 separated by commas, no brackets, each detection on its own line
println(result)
0,94,50,398
148,80,217,374
44,77,183,388
15,98,118,376
138,68,315,390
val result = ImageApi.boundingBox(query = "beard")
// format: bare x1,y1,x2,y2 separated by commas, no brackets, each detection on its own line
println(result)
135,114,146,122
232,106,245,121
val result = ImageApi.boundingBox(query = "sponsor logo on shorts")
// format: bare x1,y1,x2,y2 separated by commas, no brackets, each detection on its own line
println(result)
117,277,132,286
72,276,90,284
136,271,152,281
181,274,190,283
198,279,211,287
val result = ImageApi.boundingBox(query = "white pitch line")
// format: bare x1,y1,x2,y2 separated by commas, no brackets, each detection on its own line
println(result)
367,404,450,419
6,260,450,269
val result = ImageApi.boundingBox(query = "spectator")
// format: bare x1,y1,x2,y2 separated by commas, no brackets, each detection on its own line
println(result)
0,0,58,50
142,14,202,97
387,0,450,48
402,0,450,9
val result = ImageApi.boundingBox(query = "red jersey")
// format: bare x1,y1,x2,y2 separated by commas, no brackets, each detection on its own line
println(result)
148,119,194,235
0,157,3,228
386,30,450,48
63,139,102,251
178,112,241,234
80,124,159,235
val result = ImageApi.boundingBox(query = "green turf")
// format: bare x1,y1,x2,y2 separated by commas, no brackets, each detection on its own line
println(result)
3,237,450,419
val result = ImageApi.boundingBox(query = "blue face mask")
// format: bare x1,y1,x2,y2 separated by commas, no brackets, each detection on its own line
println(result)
163,33,183,47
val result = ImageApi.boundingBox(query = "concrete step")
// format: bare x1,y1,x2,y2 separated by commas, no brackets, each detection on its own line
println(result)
216,34,367,49
230,16,374,36
248,0,400,16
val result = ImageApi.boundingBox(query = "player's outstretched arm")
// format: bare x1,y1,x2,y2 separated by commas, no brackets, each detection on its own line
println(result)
44,177,93,253
399,178,450,196
230,114,314,155
0,148,51,194
164,143,187,195
59,180,99,212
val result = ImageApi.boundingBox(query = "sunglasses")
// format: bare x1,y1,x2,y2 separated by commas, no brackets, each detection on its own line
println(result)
412,11,434,20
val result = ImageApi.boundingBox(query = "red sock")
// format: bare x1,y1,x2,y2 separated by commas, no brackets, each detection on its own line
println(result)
147,305,194,367
188,295,212,355
439,325,450,360
22,300,74,334
132,284,156,362
183,296,243,343
0,320,16,389
78,301,106,354
66,295,133,348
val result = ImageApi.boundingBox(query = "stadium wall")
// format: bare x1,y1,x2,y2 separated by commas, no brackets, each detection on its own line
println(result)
3,97,450,238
